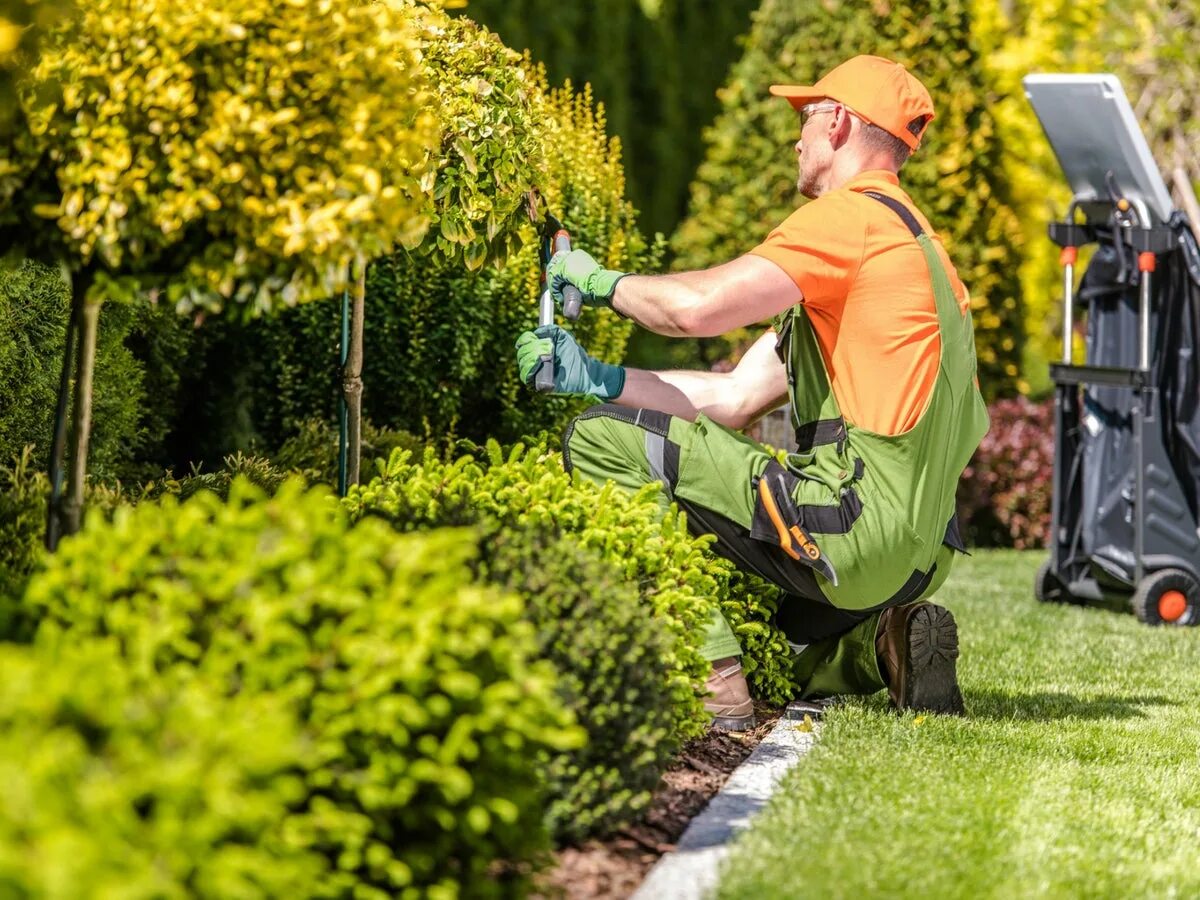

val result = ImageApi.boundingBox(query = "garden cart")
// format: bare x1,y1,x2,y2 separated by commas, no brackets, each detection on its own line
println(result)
1025,74,1200,625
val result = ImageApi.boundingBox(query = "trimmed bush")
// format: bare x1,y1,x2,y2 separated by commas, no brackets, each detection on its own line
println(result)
671,0,1026,399
25,479,578,897
346,442,718,738
346,440,797,734
958,396,1053,549
346,453,681,842
0,639,322,897
484,528,679,842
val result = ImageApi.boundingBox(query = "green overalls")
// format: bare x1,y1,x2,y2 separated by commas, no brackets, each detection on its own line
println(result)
564,191,989,697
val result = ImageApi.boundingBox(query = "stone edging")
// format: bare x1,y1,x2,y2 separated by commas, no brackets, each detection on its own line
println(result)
630,714,820,900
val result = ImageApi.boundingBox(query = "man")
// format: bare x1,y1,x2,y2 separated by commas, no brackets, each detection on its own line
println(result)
515,55,989,730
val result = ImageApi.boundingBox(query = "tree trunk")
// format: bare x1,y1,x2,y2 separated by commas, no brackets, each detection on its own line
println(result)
342,261,366,487
45,268,87,551
61,287,102,538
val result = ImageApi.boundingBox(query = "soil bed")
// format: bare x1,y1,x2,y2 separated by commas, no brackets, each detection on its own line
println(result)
536,704,783,899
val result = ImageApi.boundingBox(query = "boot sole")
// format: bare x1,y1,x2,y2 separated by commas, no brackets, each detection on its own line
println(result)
710,713,757,732
901,605,965,716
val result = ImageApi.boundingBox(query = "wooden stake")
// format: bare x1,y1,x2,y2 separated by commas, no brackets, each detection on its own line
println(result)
343,260,366,487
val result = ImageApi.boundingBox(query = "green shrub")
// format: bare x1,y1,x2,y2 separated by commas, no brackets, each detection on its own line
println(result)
0,446,45,612
349,464,681,843
272,417,424,488
348,440,738,741
0,444,126,631
671,0,1026,399
487,527,680,842
719,566,794,706
25,479,578,898
0,258,187,478
0,639,323,897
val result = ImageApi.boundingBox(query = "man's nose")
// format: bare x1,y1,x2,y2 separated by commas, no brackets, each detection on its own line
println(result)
794,139,803,155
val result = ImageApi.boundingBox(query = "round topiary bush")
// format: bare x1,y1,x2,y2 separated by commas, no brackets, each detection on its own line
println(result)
24,479,579,898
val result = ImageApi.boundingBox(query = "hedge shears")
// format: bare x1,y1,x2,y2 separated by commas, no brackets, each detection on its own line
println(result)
526,190,583,392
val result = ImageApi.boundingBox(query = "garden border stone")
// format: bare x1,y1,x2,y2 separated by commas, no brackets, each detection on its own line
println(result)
631,715,820,900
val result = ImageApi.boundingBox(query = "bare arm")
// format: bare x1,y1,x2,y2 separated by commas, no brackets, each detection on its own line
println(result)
613,329,789,430
611,254,802,338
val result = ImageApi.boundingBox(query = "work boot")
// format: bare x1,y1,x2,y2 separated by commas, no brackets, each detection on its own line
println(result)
875,602,965,715
704,656,756,731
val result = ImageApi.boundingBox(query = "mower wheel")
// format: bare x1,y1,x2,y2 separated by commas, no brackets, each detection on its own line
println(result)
1131,568,1200,626
1034,559,1068,604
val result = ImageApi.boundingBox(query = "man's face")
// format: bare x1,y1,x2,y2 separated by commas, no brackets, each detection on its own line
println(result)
794,103,838,199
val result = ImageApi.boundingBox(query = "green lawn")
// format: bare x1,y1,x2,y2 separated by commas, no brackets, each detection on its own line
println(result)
718,551,1200,900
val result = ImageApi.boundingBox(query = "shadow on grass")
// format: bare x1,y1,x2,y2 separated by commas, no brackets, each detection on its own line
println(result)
965,689,1175,721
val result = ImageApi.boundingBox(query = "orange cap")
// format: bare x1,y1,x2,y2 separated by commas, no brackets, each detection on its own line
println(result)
769,55,935,150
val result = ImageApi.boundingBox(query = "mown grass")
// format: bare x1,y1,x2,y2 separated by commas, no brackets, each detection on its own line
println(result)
718,550,1200,900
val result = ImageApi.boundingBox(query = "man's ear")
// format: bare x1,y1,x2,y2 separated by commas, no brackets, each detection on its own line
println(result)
828,106,854,149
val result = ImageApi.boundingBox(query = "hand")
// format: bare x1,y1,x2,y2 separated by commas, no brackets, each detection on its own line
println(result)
547,248,627,310
515,324,626,399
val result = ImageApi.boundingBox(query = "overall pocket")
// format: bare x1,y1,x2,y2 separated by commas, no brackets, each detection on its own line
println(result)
748,459,840,587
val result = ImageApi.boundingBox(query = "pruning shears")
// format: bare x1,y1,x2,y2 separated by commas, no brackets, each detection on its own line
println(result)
526,190,583,392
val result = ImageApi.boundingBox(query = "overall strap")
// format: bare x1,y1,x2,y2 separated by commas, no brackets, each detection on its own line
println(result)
862,190,977,400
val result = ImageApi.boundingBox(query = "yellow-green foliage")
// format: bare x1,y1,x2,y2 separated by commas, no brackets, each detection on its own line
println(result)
1106,0,1200,192
26,479,576,897
410,4,547,270
1,0,435,312
972,0,1197,395
0,639,323,896
237,73,660,447
672,0,1026,398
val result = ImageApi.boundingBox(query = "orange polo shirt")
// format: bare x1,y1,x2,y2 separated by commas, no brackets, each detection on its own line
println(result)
750,170,969,436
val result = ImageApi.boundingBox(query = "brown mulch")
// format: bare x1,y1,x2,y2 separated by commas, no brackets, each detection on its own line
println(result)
533,704,783,900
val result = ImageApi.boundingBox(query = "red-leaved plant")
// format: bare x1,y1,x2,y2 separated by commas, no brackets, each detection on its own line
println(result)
958,397,1054,549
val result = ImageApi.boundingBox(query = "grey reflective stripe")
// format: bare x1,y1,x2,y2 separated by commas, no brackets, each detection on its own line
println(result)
645,431,672,499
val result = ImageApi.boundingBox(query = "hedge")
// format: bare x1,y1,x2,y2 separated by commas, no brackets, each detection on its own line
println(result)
671,0,1026,399
483,527,680,842
345,440,798,731
24,479,578,897
0,640,322,897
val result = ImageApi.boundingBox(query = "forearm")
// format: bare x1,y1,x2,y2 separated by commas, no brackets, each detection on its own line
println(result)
610,272,712,337
613,367,774,430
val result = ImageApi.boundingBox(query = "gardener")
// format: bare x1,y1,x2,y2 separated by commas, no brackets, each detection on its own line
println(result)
516,55,989,730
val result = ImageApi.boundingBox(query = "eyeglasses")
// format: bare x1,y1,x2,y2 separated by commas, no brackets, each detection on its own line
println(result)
799,101,857,126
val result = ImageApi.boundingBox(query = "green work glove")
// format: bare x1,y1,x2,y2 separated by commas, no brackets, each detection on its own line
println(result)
515,324,626,399
547,248,627,309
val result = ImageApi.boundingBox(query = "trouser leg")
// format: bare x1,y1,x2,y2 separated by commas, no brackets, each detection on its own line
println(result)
563,405,741,661
563,405,897,694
